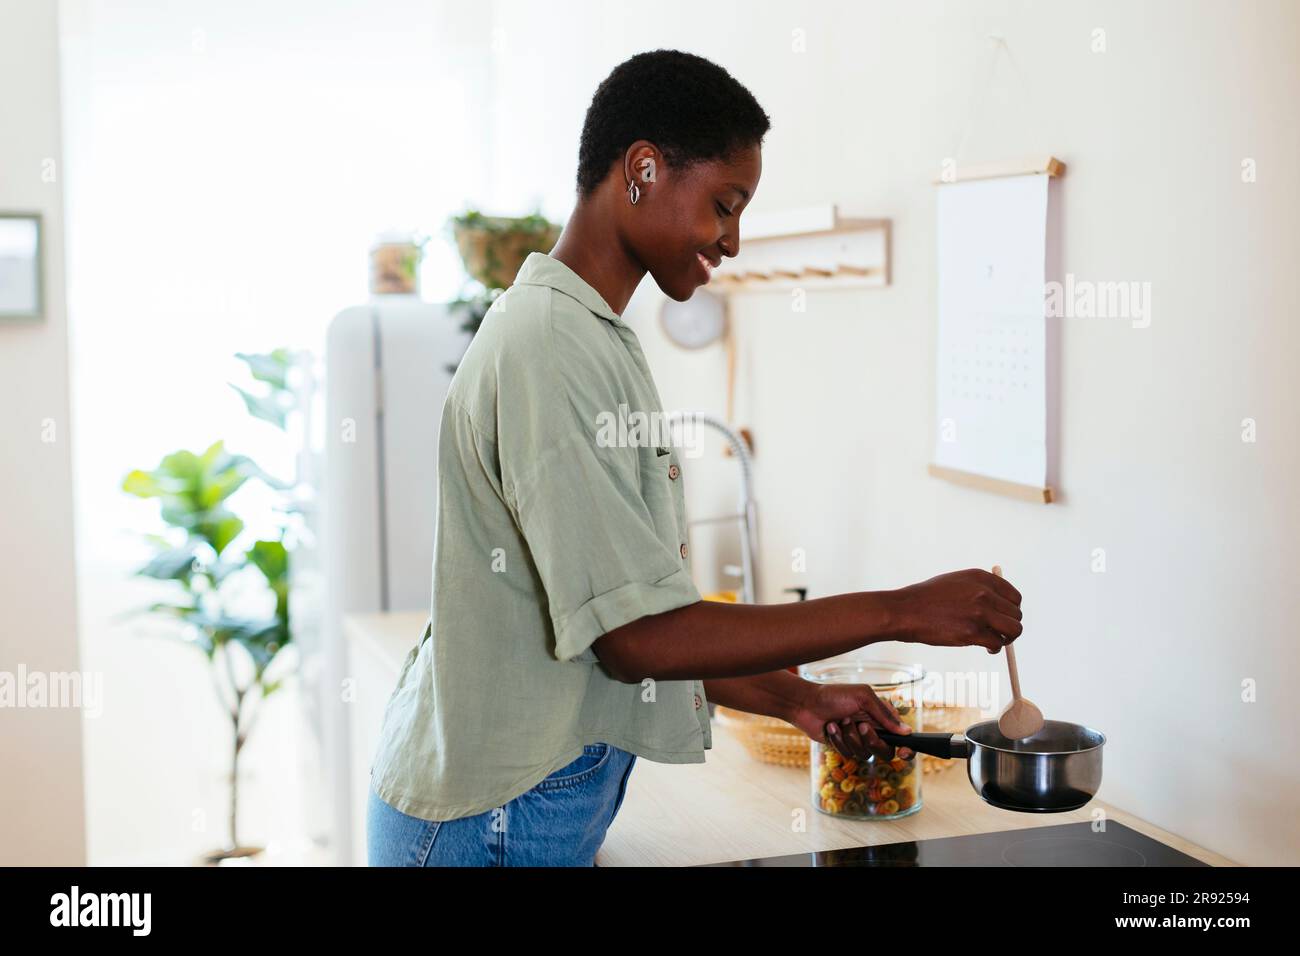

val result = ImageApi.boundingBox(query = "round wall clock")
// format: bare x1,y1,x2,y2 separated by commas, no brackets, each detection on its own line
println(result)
659,288,727,349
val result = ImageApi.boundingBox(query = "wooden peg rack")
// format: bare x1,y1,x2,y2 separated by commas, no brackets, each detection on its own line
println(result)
707,204,891,293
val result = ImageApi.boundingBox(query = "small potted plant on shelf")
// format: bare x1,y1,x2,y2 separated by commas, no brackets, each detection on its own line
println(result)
369,231,429,296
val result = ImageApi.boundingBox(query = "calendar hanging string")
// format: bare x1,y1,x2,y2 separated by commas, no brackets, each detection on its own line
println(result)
950,33,1051,166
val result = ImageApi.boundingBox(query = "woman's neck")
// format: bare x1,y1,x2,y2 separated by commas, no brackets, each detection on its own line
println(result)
548,193,647,317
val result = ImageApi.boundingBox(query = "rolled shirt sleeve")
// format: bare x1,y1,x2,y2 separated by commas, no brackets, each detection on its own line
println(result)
505,426,701,664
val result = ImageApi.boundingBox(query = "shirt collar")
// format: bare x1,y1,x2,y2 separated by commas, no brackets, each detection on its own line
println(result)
513,252,626,327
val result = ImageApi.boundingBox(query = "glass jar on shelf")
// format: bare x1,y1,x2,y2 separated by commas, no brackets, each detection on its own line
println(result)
802,660,925,821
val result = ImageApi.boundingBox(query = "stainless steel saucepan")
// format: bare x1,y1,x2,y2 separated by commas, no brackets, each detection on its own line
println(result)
879,719,1106,813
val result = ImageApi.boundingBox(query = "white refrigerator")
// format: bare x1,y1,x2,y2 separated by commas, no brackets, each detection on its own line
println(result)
318,297,470,865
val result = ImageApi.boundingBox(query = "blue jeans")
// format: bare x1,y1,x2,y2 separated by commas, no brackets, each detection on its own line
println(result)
366,743,637,866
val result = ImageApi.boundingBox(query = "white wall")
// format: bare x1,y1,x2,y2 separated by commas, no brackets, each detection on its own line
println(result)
0,0,88,865
487,0,1300,865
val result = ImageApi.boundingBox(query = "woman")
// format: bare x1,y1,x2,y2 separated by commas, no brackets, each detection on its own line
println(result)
366,49,1022,867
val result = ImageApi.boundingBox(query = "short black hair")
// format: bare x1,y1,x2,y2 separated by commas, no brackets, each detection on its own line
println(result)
576,49,771,200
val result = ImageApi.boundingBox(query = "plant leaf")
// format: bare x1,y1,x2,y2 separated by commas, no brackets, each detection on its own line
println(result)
235,349,291,389
137,546,199,581
230,383,288,430
121,469,161,498
210,514,245,557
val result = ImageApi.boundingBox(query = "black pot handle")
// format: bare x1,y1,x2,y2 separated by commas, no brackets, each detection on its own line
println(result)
878,731,969,760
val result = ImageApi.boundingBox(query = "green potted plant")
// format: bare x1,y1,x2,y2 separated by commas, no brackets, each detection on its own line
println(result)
444,208,560,371
121,349,305,864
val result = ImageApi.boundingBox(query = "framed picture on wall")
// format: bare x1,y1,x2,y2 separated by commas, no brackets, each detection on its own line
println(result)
0,213,43,321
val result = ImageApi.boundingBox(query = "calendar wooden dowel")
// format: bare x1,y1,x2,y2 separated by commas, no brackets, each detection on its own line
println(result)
928,463,1053,504
933,155,1065,185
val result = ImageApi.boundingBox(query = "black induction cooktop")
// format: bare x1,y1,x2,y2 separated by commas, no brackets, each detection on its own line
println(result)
701,821,1209,867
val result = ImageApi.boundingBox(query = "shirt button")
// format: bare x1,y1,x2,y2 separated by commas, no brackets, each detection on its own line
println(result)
693,693,702,710
668,464,680,480
680,543,688,559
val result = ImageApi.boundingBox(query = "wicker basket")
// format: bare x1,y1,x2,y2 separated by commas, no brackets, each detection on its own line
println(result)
916,704,983,774
714,702,983,774
714,705,809,768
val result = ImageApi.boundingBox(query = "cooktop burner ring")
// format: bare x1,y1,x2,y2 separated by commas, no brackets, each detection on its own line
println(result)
1000,835,1148,867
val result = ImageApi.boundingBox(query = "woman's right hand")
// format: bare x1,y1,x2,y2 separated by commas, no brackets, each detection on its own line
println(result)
890,568,1023,654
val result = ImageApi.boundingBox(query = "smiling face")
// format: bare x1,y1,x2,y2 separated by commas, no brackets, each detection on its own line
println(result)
619,141,762,302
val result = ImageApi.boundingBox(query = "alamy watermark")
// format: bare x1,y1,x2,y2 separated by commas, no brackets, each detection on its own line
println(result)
1045,273,1151,328
883,667,1007,718
50,886,150,935
594,404,706,457
1,666,104,718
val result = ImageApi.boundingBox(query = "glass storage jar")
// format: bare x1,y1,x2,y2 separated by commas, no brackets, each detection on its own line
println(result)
803,660,925,820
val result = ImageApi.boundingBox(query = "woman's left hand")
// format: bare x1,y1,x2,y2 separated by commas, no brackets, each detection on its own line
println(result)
789,682,913,762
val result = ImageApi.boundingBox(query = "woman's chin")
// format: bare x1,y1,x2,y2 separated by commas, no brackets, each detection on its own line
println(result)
655,275,697,302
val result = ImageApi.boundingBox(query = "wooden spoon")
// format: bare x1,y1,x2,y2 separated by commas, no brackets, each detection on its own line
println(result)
992,564,1044,739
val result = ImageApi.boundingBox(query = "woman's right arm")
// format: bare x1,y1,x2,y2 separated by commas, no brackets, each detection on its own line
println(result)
591,568,1023,683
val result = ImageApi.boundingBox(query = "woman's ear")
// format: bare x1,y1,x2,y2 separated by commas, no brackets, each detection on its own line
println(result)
623,141,659,188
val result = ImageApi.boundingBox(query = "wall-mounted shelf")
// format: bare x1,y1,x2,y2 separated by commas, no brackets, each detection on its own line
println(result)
707,204,891,293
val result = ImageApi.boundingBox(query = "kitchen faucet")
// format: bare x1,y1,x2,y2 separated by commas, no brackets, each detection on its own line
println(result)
666,411,759,605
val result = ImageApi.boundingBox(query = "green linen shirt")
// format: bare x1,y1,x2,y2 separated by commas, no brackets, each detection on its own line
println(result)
368,251,712,821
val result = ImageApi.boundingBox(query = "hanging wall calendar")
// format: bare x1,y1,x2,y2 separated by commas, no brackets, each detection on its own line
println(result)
928,157,1064,504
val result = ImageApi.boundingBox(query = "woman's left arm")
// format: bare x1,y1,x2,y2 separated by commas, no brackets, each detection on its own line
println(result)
703,670,812,725
703,671,910,760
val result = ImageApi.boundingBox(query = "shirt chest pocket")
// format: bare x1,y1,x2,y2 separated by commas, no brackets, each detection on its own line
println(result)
636,445,685,542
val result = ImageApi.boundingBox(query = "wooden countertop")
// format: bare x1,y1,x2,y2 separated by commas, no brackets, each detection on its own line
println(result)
344,611,1235,868
597,724,1235,866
